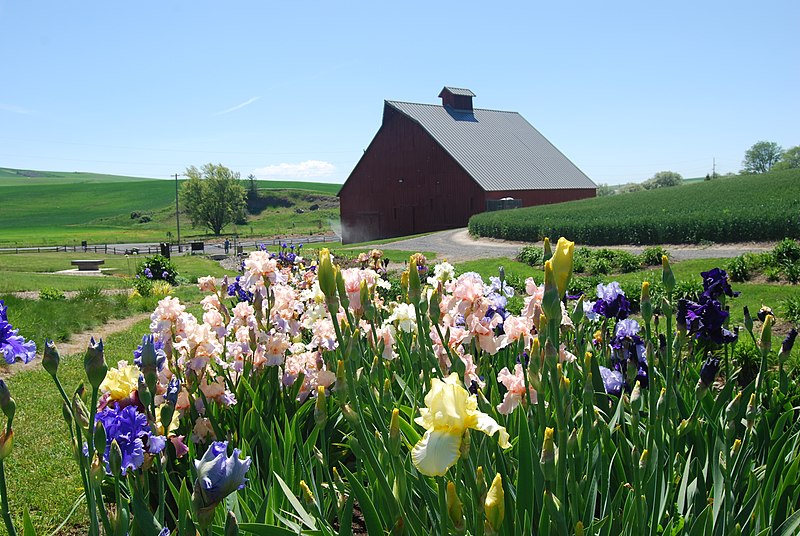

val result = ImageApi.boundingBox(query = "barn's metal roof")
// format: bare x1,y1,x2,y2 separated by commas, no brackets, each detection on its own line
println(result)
385,100,596,191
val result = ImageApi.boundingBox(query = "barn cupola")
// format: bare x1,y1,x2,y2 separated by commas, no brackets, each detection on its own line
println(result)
439,86,476,111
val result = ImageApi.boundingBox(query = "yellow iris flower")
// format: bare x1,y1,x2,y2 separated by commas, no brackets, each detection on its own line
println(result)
99,362,140,401
412,373,511,477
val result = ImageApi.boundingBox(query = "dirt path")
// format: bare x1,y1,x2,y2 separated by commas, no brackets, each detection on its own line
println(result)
0,312,151,379
357,228,776,263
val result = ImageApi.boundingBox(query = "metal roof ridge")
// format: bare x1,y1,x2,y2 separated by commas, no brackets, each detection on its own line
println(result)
385,100,520,115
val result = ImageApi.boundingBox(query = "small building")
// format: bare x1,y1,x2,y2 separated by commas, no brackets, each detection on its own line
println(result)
338,87,596,244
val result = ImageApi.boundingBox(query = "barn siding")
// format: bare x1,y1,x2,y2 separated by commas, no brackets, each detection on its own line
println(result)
340,111,484,243
484,188,596,208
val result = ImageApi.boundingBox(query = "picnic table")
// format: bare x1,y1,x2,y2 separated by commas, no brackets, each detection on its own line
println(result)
71,259,105,271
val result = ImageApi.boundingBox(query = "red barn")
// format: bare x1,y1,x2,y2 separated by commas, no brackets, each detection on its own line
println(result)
338,87,596,244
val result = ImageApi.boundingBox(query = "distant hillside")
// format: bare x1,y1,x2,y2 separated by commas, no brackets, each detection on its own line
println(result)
0,167,341,246
468,169,800,245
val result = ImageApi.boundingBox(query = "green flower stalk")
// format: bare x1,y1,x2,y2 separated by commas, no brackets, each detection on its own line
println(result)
314,386,327,426
407,256,421,305
640,281,652,325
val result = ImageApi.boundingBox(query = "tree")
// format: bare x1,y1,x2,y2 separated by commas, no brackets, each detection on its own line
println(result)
596,183,615,196
181,163,247,236
642,170,683,190
741,141,784,174
772,145,800,171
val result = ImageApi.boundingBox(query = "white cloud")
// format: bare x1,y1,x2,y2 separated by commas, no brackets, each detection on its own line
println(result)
0,104,31,114
214,96,260,116
253,160,336,180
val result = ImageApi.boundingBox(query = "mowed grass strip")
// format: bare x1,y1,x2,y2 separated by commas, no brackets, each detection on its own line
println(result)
468,168,800,245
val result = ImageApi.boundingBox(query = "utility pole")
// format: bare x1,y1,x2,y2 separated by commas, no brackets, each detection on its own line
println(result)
712,158,716,178
173,173,181,252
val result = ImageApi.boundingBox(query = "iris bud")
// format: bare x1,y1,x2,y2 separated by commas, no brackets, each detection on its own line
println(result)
484,473,504,535
725,392,742,421
335,360,347,394
550,237,575,298
72,392,90,430
299,480,315,505
641,281,652,325
314,386,327,426
639,449,649,471
429,283,442,325
335,266,349,310
109,439,123,477
779,328,797,362
318,249,336,299
576,521,585,536
83,337,108,390
446,481,466,532
743,306,754,334
0,380,14,427
540,427,556,481
225,511,240,536
542,261,562,322
731,438,742,458
745,393,758,428
758,314,774,353
656,388,667,419
138,375,152,409
476,466,487,508
543,237,552,263
661,255,675,295
571,294,585,326
407,256,421,305
341,404,359,426
630,381,643,414
43,339,61,378
93,422,106,457
389,408,401,456
0,429,13,461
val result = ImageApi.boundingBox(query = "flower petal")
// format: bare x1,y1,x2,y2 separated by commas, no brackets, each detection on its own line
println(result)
411,428,462,477
471,412,511,449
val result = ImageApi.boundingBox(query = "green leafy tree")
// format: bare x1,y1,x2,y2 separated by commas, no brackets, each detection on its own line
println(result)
181,163,247,235
742,141,784,174
596,183,615,196
772,145,800,171
642,170,683,190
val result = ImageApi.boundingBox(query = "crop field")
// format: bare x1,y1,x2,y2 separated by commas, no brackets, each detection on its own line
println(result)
0,167,341,246
468,169,800,245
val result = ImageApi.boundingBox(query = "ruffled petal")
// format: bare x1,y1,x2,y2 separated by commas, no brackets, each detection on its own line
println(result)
471,411,511,449
411,428,462,477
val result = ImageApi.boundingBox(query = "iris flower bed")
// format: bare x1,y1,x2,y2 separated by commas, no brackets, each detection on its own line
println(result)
1,239,799,535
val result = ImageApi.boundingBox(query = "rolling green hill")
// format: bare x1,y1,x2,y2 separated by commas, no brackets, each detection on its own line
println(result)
469,169,800,245
0,167,342,245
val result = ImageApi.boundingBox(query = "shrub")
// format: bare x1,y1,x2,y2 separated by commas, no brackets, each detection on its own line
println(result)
674,279,703,302
784,263,800,284
727,255,750,282
39,287,65,301
641,246,668,266
573,247,593,273
516,245,543,267
614,251,642,273
588,257,611,276
765,267,782,282
132,276,154,297
773,238,800,266
784,295,800,323
137,254,178,284
76,286,104,301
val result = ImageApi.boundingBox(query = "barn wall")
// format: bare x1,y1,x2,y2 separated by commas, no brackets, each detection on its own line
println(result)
340,110,484,244
484,188,596,208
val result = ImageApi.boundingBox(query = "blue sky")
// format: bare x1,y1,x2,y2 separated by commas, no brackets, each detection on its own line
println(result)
1,1,797,185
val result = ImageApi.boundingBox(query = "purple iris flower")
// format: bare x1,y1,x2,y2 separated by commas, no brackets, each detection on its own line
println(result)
144,267,153,279
133,334,166,370
95,403,165,475
227,276,253,303
610,318,648,390
599,366,624,397
698,355,720,387
0,300,37,364
193,441,252,507
700,268,739,300
678,298,737,345
592,282,630,320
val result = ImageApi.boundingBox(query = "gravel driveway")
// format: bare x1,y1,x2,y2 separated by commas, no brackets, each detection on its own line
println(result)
356,228,775,263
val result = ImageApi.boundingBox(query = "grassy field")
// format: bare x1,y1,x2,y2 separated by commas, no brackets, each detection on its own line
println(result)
469,168,800,245
0,167,341,246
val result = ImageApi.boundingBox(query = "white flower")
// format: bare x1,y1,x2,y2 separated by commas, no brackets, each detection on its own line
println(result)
387,302,417,333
